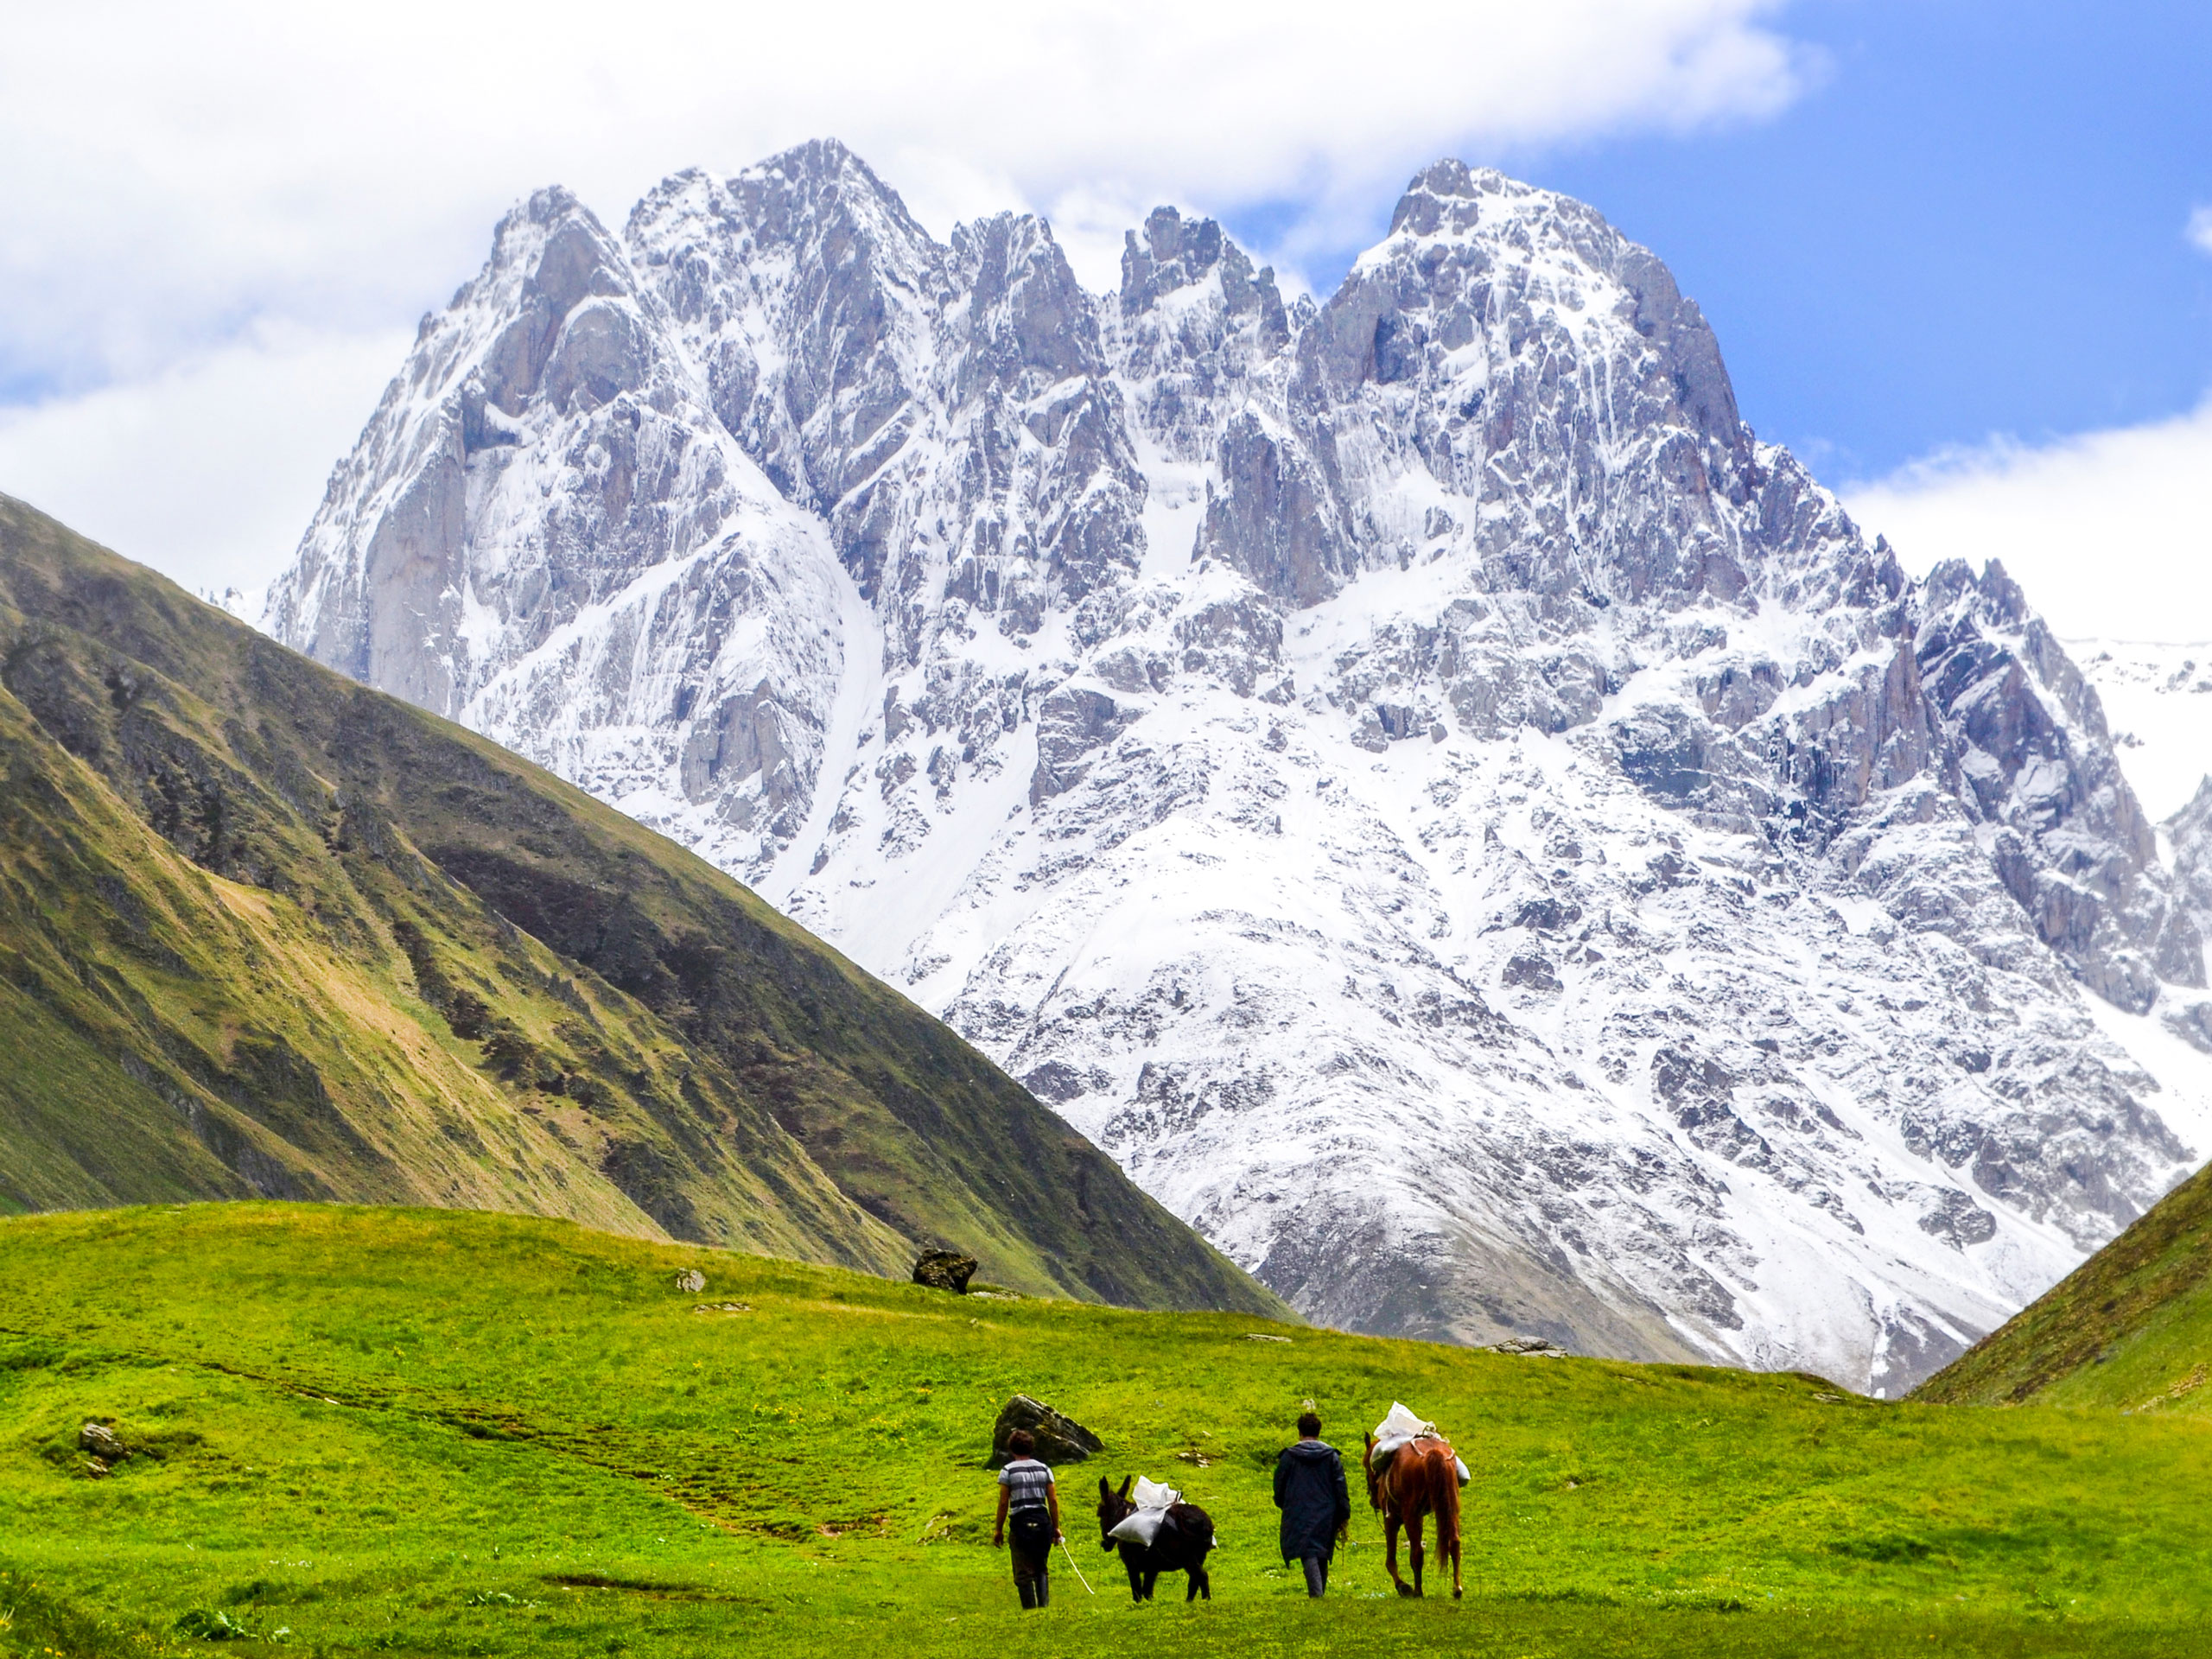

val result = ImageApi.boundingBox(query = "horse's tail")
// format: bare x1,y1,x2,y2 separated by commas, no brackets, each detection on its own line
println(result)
1427,1448,1460,1560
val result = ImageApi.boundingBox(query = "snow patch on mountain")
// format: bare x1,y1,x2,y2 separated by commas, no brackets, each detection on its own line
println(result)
2068,639,2212,822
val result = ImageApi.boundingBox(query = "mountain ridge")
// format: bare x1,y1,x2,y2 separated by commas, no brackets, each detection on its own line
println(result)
263,140,2212,1389
0,489,1283,1317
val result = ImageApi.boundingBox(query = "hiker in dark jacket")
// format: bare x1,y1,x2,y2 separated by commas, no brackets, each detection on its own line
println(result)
1274,1410,1351,1597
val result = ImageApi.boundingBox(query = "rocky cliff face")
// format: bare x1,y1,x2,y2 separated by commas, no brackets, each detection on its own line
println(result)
267,142,2212,1391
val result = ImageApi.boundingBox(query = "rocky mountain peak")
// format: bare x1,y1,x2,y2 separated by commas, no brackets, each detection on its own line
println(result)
474,193,651,424
513,188,628,310
949,210,1105,388
1385,156,1507,236
1910,554,2190,1010
1119,206,1290,347
1350,159,1747,476
726,137,935,253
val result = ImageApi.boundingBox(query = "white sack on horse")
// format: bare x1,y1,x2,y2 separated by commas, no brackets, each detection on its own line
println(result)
1106,1476,1181,1544
1370,1401,1471,1486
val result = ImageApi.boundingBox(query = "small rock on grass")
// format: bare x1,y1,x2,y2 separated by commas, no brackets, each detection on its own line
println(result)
675,1268,706,1293
79,1421,127,1460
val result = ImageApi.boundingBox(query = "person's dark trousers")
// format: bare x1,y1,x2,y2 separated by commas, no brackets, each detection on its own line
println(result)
1010,1510,1053,1610
1302,1553,1329,1597
1014,1557,1052,1609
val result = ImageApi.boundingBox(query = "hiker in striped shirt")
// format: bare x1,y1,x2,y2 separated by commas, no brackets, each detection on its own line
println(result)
993,1430,1062,1610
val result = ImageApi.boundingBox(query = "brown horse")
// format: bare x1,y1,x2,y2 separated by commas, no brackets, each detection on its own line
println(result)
1096,1476,1215,1602
1361,1432,1462,1599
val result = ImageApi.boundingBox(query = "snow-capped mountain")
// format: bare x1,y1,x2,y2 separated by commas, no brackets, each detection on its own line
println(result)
265,142,2212,1392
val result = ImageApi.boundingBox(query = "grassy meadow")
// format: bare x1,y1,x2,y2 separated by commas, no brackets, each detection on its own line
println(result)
2,1203,2205,1657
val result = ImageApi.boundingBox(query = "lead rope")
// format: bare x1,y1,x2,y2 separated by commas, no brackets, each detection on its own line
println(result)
1058,1535,1096,1595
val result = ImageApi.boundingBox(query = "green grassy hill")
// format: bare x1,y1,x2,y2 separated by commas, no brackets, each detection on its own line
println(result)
0,493,1277,1316
3,1204,2210,1659
1915,1154,2212,1413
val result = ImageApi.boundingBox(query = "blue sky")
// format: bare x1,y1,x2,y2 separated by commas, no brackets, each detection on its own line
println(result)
1233,0,2212,483
0,0,2204,629
1539,0,2212,480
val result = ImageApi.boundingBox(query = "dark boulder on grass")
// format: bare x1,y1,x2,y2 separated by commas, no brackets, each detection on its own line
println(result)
989,1395,1103,1468
912,1249,978,1294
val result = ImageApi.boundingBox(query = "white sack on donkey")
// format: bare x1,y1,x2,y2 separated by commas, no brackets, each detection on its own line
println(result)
1106,1475,1180,1544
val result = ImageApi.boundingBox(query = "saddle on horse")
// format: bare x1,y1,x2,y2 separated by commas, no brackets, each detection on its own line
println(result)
1369,1402,1472,1485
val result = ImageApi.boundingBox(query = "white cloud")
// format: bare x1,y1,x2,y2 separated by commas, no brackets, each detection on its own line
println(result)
0,1,1806,383
0,0,1809,591
2189,205,2212,257
0,323,410,595
1843,401,2212,644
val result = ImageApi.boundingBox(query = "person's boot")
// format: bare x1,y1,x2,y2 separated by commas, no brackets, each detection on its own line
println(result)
1303,1554,1327,1598
1018,1580,1038,1611
1035,1572,1051,1608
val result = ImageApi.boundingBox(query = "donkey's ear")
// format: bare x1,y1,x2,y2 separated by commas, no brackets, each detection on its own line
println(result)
1098,1476,1111,1499
1118,1475,1134,1500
